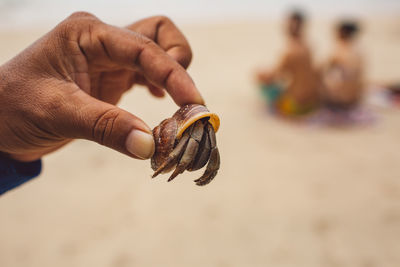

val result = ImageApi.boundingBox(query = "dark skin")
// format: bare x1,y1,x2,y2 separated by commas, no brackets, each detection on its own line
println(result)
0,12,204,162
256,17,319,106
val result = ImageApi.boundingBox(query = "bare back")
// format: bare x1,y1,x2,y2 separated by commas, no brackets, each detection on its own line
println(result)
323,42,364,105
278,40,319,105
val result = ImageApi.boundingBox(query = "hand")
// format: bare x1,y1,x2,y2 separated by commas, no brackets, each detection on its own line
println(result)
256,68,274,84
0,12,204,162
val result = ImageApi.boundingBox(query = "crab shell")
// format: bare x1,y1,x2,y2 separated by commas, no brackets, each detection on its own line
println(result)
151,104,220,172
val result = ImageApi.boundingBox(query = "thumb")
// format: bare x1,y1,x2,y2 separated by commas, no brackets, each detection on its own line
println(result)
60,91,155,159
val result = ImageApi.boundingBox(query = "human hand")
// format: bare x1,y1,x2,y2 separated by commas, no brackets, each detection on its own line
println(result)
256,68,274,85
0,12,204,162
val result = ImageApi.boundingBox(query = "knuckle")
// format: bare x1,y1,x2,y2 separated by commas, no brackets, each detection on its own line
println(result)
138,34,154,46
68,11,96,20
57,11,100,36
133,35,155,64
152,15,173,25
142,37,157,50
180,45,193,69
170,43,192,69
160,67,175,88
92,108,120,145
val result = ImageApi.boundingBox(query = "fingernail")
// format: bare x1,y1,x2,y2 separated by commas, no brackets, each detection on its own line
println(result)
126,130,155,159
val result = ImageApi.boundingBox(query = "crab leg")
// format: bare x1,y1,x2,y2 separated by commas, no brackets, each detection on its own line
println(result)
194,123,220,186
152,128,191,178
188,123,211,171
168,120,204,182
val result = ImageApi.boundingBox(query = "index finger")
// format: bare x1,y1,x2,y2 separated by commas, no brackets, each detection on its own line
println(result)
96,24,204,106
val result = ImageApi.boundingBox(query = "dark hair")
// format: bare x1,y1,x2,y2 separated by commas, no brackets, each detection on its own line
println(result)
337,21,360,40
289,10,305,24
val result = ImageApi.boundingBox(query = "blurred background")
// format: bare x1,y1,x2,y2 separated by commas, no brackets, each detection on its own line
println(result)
0,0,400,266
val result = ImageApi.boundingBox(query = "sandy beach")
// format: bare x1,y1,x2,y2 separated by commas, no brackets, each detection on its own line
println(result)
0,17,400,267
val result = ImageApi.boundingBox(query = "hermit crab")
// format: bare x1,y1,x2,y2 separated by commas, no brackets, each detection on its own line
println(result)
151,104,220,186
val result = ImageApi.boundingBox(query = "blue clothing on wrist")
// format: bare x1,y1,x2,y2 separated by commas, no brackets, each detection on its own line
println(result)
0,155,42,195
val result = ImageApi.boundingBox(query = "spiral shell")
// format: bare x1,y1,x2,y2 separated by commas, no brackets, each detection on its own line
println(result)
151,104,220,173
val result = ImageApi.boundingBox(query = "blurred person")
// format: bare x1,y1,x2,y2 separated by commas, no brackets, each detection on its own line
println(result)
0,12,204,195
385,84,400,105
321,20,364,111
256,10,320,117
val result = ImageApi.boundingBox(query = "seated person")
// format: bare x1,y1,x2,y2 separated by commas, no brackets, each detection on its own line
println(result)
322,20,364,111
256,11,320,117
387,84,400,105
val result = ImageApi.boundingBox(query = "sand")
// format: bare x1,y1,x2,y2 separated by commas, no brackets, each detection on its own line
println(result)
0,17,400,267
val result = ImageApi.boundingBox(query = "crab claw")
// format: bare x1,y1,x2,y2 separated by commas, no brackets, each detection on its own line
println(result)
168,120,204,182
194,123,220,186
152,133,190,178
194,147,220,186
168,138,199,182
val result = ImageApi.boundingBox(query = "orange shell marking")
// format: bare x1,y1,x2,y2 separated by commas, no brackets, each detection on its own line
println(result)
174,105,220,139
